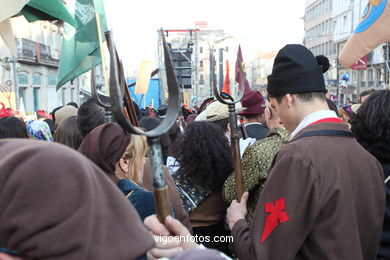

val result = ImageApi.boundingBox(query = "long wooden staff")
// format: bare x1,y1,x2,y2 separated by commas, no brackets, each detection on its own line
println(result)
212,51,246,201
108,30,180,222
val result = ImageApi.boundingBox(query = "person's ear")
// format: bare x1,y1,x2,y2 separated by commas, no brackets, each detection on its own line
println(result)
285,94,294,108
119,158,130,173
265,107,272,122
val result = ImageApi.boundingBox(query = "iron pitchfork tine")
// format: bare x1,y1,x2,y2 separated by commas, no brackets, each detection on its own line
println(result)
211,50,246,201
91,60,112,109
108,30,180,222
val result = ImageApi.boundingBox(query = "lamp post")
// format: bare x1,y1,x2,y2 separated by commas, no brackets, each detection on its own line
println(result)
198,35,233,97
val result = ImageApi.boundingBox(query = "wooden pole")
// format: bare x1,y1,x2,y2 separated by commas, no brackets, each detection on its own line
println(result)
96,13,109,95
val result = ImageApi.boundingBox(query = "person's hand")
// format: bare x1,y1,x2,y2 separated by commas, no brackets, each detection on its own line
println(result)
144,215,199,259
226,192,249,230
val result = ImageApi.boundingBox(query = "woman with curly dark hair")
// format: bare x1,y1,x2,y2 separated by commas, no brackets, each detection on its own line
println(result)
172,121,233,255
350,90,390,259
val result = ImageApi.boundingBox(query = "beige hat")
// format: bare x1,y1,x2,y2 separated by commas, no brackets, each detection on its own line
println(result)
196,101,242,122
351,104,361,114
55,105,78,126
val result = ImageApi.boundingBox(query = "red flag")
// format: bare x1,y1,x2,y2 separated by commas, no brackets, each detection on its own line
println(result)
235,45,252,95
222,60,230,94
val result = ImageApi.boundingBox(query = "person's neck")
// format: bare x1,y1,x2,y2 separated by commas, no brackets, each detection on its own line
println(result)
245,116,262,124
292,101,330,130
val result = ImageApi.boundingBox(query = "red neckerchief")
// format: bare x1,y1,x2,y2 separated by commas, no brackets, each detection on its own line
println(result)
308,117,342,126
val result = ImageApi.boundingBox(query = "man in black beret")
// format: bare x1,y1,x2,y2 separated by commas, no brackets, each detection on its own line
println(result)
226,44,385,259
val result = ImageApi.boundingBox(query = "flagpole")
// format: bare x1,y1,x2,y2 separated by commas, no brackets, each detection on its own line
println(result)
95,13,109,95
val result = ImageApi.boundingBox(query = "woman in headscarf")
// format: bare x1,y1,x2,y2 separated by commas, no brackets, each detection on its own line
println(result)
0,139,154,260
78,123,131,183
115,134,156,220
26,120,53,141
78,123,190,227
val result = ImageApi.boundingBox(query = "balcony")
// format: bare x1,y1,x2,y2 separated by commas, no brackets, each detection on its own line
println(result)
16,38,60,67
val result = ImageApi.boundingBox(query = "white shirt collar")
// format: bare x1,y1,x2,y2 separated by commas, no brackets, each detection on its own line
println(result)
290,110,338,140
245,122,262,127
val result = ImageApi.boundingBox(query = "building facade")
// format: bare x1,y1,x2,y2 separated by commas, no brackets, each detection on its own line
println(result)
304,0,389,104
304,0,338,96
157,23,240,107
0,17,87,114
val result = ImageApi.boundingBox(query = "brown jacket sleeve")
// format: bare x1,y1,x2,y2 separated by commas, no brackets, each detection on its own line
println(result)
231,153,319,259
142,158,193,234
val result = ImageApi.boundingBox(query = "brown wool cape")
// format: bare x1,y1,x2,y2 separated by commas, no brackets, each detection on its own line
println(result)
78,123,131,182
0,139,154,260
231,123,385,260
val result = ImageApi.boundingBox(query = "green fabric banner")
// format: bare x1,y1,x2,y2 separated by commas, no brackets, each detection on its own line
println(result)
22,0,77,27
57,0,107,90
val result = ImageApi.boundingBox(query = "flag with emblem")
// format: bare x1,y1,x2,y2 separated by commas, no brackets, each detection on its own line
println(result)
235,45,252,95
57,0,107,90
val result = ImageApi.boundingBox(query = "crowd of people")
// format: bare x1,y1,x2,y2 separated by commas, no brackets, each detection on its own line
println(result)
0,44,389,260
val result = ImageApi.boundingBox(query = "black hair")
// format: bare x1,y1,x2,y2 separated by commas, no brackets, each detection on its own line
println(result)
0,117,28,139
50,106,63,125
326,98,338,116
176,121,233,192
359,89,376,102
244,114,261,120
67,102,79,109
268,92,326,104
139,116,170,163
350,90,390,163
211,118,230,132
44,119,55,135
54,116,83,150
77,99,105,138
140,109,150,119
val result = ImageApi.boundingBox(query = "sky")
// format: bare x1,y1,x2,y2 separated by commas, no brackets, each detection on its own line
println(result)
104,0,306,75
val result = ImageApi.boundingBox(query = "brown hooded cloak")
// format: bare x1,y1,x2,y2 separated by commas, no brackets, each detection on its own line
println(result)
0,139,154,259
78,123,131,183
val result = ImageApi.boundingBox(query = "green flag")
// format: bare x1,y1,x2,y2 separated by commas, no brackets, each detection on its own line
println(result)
21,0,77,28
57,0,107,90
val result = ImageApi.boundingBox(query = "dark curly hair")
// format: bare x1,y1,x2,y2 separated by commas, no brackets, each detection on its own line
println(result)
176,121,233,191
350,90,390,163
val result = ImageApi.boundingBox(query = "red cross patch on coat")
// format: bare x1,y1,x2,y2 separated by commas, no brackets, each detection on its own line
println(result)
260,197,289,243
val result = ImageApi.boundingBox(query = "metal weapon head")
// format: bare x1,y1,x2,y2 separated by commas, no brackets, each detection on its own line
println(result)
108,29,180,137
91,60,112,109
212,51,245,105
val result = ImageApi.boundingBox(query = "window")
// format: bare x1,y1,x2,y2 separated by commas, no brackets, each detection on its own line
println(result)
62,88,66,105
33,88,39,112
18,74,29,85
71,88,75,102
33,74,42,85
368,70,373,82
200,47,203,54
200,60,203,68
48,72,56,85
19,87,26,109
199,74,204,85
